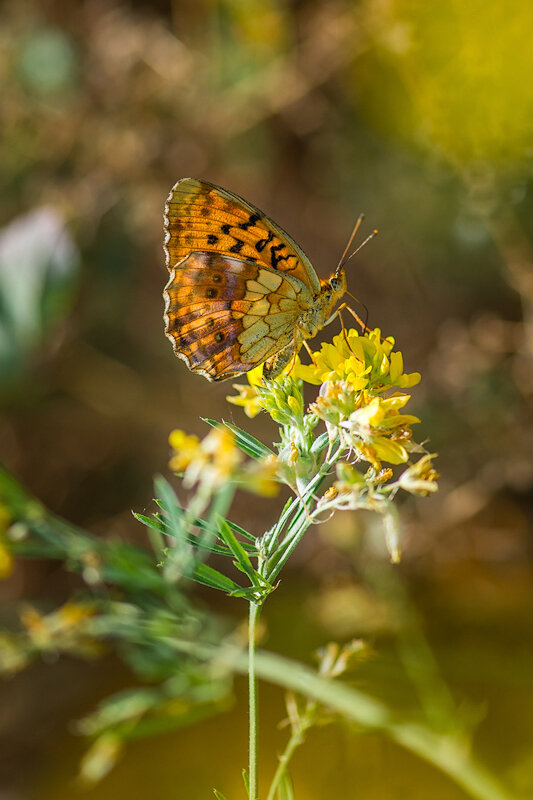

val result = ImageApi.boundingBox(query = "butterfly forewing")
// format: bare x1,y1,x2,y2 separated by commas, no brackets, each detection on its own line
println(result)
164,251,311,381
164,178,320,293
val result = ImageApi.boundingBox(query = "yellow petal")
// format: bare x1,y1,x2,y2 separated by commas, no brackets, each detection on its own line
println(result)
373,437,408,464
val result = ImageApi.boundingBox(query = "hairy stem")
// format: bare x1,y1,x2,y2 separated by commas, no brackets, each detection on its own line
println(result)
248,602,260,799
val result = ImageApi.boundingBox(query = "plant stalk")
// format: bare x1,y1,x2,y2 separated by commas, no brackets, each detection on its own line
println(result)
266,700,317,800
248,601,260,799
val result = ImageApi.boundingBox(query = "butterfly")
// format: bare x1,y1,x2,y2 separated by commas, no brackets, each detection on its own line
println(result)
163,178,373,382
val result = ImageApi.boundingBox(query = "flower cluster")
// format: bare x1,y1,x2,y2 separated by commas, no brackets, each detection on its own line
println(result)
313,388,420,469
226,328,420,421
168,426,278,496
165,327,436,569
294,327,420,392
224,327,438,560
227,328,426,470
0,601,101,675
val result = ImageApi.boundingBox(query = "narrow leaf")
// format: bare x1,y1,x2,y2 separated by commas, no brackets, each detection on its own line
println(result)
134,511,238,558
311,432,330,454
154,477,186,552
152,502,257,545
213,790,229,800
132,512,165,531
202,418,273,460
227,585,265,601
278,771,295,800
217,517,257,585
224,519,256,543
192,562,242,594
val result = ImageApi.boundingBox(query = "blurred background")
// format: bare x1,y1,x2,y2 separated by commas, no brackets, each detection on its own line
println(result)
1,0,533,797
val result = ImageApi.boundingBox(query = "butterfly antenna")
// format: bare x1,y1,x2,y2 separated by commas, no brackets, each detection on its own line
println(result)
335,218,379,277
335,214,364,275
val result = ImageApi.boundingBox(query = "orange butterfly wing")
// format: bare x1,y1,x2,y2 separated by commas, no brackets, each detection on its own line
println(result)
164,251,312,381
164,178,320,293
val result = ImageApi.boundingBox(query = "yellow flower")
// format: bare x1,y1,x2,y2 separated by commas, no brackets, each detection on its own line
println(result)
240,455,280,497
226,384,263,418
294,328,420,393
201,428,242,484
19,602,100,655
169,427,243,488
79,733,123,784
0,506,14,580
226,365,264,418
168,430,201,472
0,633,29,675
342,394,421,467
0,540,14,579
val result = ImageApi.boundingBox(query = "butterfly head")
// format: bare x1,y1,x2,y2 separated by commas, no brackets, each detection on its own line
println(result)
321,268,347,302
318,269,347,321
328,269,347,296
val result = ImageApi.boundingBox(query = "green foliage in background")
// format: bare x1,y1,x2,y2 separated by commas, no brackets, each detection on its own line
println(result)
0,327,515,800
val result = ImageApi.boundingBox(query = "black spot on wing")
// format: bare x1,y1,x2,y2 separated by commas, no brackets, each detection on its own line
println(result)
239,212,261,231
255,230,274,253
207,234,219,244
270,243,298,271
229,239,245,254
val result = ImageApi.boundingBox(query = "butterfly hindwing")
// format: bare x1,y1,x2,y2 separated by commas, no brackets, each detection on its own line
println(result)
163,251,312,381
164,178,321,293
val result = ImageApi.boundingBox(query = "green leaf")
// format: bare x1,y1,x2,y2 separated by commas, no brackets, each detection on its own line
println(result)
242,768,249,794
213,790,229,800
153,477,187,551
311,432,330,454
202,418,273,460
148,504,257,546
223,519,256,543
192,562,242,594
217,517,257,585
187,515,256,548
133,511,238,558
227,585,266,601
278,771,295,800
132,512,165,533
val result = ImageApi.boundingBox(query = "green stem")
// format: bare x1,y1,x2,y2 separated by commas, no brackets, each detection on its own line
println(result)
163,637,514,800
266,471,329,582
248,602,260,800
266,701,317,800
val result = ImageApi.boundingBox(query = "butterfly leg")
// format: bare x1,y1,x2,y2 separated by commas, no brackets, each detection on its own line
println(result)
323,303,363,361
325,302,370,335
301,338,318,365
340,304,390,345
